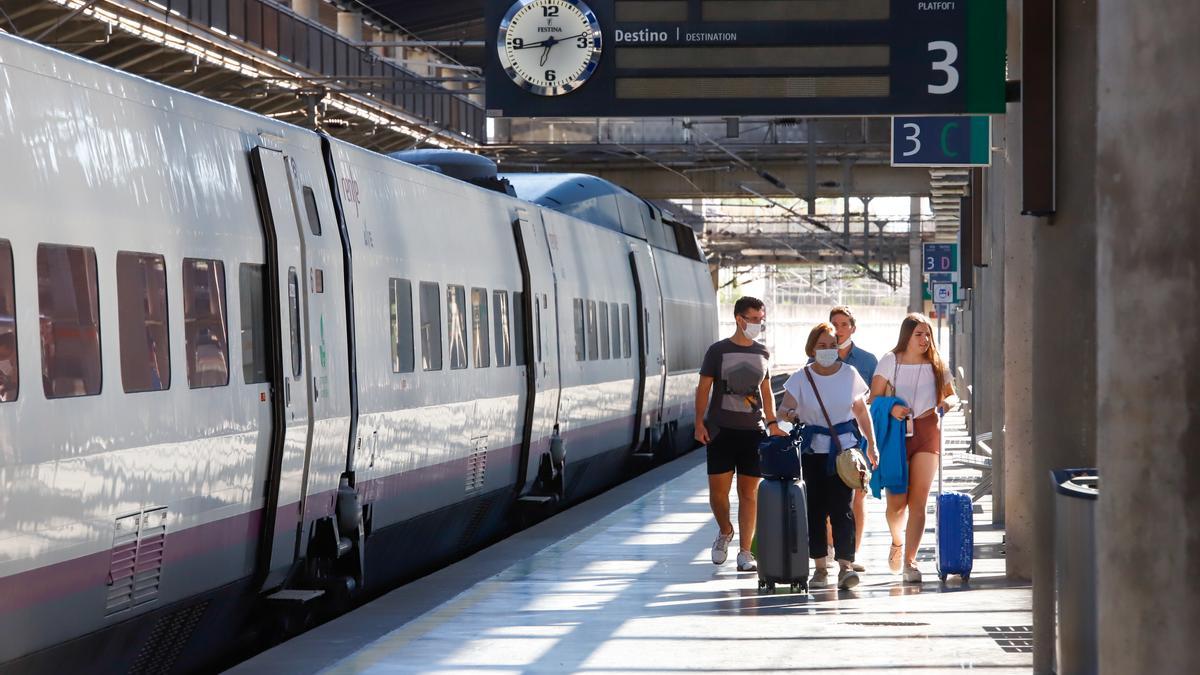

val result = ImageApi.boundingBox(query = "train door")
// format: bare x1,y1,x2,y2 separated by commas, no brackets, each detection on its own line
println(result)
511,207,561,498
250,146,314,591
629,242,666,438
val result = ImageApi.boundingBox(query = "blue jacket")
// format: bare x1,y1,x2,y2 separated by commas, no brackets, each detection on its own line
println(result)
869,396,908,499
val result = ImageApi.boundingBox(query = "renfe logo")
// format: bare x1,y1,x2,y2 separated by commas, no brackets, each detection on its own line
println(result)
615,28,668,43
340,174,360,218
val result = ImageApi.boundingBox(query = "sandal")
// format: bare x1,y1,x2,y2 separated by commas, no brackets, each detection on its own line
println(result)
888,543,903,573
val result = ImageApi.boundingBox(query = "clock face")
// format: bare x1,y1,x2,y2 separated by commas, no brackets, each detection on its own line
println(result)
497,0,603,96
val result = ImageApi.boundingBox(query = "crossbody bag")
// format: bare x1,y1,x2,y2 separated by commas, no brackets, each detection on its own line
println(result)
804,367,872,491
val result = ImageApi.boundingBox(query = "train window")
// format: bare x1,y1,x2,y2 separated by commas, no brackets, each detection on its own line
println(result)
534,300,542,362
183,259,231,388
0,240,17,402
621,304,632,359
285,268,302,379
447,285,468,370
389,278,414,373
644,308,650,356
586,300,599,361
240,264,269,384
610,304,621,361
471,287,490,368
303,186,322,236
116,252,171,393
598,302,611,360
37,244,102,398
493,290,511,367
419,281,442,371
513,291,526,366
573,298,585,361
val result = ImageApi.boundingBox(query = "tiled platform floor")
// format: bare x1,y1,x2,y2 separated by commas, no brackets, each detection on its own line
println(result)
235,414,1031,674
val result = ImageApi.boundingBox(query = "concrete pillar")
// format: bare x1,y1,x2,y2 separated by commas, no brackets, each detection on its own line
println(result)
986,149,1007,525
291,0,319,22
1001,0,1034,583
909,196,923,313
1028,0,1099,669
1096,3,1200,673
337,11,364,44
371,29,388,58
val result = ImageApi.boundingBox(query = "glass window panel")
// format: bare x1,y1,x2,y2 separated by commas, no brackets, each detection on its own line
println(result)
419,281,442,371
587,300,599,361
0,240,17,402
37,244,102,398
183,258,230,388
573,298,586,361
599,301,611,359
390,278,414,373
512,291,526,366
611,304,621,360
286,267,301,378
472,287,490,368
622,303,632,358
492,290,510,367
447,285,468,370
116,252,171,393
534,299,542,363
302,186,322,236
240,263,269,384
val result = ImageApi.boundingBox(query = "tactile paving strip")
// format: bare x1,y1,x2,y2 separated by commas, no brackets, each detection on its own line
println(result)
984,625,1034,653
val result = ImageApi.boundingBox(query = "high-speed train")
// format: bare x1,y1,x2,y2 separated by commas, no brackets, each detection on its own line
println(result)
0,32,716,673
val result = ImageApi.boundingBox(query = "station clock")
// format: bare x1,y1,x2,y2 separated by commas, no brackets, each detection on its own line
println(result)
496,0,603,96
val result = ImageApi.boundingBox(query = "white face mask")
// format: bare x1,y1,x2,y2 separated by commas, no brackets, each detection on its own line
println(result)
742,322,764,340
814,348,839,367
837,338,853,350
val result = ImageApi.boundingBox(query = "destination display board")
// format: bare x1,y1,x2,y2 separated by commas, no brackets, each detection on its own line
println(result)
486,0,1007,118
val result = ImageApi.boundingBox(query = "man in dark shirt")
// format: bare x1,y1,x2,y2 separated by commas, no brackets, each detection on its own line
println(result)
695,296,786,571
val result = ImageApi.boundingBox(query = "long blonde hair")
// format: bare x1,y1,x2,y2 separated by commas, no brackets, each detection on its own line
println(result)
891,313,949,398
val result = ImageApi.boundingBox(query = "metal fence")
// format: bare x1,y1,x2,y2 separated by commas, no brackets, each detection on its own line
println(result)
159,0,484,140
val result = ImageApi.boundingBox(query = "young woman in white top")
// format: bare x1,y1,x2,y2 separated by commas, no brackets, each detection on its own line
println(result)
779,323,878,590
869,313,957,583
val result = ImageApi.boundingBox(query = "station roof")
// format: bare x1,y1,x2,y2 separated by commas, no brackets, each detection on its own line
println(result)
360,0,485,67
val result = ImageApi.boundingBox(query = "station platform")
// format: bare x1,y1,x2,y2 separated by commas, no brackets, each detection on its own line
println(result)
232,414,1031,674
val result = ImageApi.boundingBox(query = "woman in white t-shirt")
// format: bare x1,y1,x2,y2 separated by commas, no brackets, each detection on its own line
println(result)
779,323,878,590
869,313,958,584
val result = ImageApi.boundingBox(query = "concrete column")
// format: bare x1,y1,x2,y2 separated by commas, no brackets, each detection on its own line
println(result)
371,29,388,58
337,11,364,44
1028,0,1099,669
1001,0,1034,583
909,196,923,313
986,148,1007,525
291,0,319,22
1096,3,1200,673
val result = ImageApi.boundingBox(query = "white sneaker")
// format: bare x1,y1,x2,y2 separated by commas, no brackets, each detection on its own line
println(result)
711,530,734,565
838,568,860,590
736,550,757,571
851,562,866,572
809,569,829,588
903,563,923,584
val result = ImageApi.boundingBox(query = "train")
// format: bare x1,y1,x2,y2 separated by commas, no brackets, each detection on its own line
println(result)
0,32,717,673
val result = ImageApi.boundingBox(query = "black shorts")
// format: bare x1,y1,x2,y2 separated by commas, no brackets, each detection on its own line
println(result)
706,427,764,477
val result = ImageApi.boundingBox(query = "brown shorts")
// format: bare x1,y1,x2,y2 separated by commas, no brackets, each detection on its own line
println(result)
905,413,941,461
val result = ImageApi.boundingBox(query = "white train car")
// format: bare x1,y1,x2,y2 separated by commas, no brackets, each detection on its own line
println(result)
0,30,716,673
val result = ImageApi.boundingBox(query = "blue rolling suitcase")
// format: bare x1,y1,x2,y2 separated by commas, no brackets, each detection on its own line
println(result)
935,409,974,581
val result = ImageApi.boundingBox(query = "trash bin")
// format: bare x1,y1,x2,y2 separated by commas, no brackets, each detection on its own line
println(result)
1051,468,1099,675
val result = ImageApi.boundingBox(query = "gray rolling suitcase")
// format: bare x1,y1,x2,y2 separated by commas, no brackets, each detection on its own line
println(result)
755,477,809,593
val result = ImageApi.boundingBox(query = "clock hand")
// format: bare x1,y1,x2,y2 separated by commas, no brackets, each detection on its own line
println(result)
538,43,552,66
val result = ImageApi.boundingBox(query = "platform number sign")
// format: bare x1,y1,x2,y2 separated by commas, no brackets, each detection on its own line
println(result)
923,243,958,273
893,116,992,166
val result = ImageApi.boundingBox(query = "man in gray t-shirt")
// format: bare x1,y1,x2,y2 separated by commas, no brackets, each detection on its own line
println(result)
695,296,786,572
